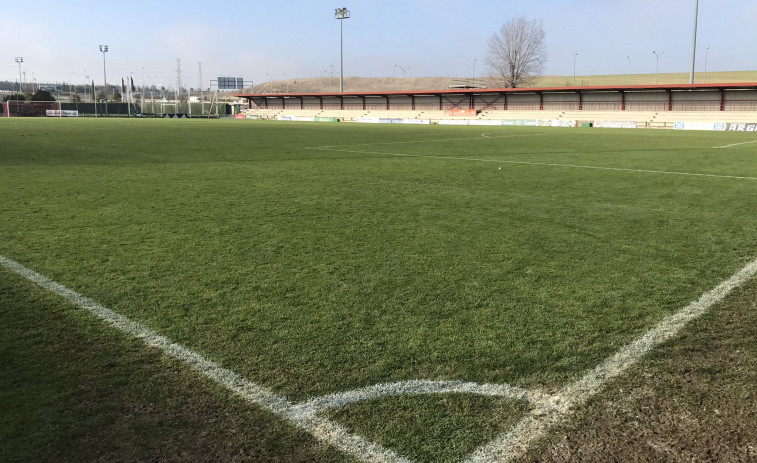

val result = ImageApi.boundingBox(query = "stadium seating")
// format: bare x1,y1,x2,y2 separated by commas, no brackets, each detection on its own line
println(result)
243,106,756,127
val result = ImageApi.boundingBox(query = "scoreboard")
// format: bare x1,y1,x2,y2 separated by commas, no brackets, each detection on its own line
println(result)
217,77,244,90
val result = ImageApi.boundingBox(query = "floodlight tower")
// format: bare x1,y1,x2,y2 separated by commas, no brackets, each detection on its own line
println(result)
334,7,350,93
689,0,699,84
99,45,109,116
14,57,23,93
652,50,664,84
573,53,578,86
473,58,477,87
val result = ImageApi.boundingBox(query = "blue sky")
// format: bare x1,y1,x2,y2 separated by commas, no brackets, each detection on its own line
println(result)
2,0,755,89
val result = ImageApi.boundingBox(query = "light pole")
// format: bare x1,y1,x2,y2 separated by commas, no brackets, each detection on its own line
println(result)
473,58,477,88
536,58,544,88
141,65,145,109
626,56,631,85
573,53,578,86
653,50,664,84
689,0,699,84
335,7,350,93
704,46,710,83
266,72,278,93
14,57,23,93
69,73,76,100
99,45,109,116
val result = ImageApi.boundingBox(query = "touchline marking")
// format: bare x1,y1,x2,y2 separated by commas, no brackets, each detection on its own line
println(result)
713,139,757,149
3,252,757,462
0,255,411,463
464,255,757,463
310,146,757,181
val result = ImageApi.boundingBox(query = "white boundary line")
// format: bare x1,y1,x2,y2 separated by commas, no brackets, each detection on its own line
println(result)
289,380,549,418
3,253,757,463
306,132,570,150
310,146,757,181
465,256,757,462
0,255,412,463
713,139,757,149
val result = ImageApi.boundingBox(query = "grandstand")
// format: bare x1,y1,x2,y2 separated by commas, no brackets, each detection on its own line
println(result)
235,82,757,128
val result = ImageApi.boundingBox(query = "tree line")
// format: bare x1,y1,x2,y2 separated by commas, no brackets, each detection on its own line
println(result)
3,90,56,102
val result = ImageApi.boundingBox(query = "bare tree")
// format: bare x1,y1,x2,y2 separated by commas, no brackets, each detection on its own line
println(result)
486,17,547,88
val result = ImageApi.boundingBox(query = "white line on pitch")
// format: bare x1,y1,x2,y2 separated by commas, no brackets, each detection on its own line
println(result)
0,255,412,463
5,251,757,462
306,132,569,150
289,380,548,418
464,256,757,463
310,146,757,181
713,139,757,149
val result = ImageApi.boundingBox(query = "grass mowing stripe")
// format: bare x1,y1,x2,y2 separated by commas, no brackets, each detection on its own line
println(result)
311,147,757,181
465,255,757,463
0,255,410,463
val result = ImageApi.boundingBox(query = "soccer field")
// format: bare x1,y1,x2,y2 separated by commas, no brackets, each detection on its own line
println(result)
2,118,757,462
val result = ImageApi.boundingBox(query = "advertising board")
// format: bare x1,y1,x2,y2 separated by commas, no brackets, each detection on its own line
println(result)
674,121,726,131
726,122,757,131
45,110,79,117
501,119,538,126
593,121,637,129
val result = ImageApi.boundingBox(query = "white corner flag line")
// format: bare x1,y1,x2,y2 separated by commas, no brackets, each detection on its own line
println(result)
2,253,756,463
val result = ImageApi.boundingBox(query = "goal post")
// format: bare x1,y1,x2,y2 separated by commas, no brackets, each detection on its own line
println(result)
160,103,177,115
3,100,61,117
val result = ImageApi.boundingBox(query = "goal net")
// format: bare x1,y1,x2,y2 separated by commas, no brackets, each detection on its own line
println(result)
3,101,61,117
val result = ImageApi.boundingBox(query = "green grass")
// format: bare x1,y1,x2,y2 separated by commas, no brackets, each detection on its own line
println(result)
328,394,530,463
2,118,757,461
0,269,347,463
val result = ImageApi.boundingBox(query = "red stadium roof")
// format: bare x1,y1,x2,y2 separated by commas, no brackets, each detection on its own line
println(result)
234,82,757,99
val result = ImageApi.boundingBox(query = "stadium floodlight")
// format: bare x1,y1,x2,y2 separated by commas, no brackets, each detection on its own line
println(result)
704,46,710,84
334,7,350,93
473,58,477,87
689,0,699,84
14,57,23,93
99,45,109,116
653,50,664,84
627,56,631,85
573,53,578,86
